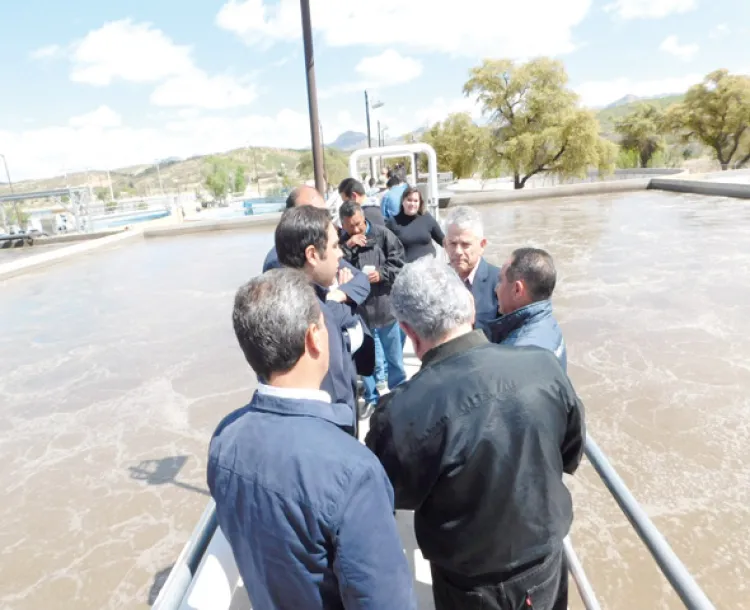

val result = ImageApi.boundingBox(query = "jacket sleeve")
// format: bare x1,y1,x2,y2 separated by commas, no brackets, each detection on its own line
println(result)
378,228,405,287
365,398,442,511
561,388,586,475
338,259,370,306
333,464,416,610
430,215,445,246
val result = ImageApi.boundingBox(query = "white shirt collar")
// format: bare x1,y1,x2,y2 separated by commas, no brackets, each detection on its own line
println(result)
465,258,481,286
256,383,331,403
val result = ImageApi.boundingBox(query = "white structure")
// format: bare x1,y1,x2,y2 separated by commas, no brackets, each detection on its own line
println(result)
349,143,441,220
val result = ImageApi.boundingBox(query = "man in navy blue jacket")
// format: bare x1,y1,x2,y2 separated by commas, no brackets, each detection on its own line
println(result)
275,206,367,429
209,267,415,610
263,185,370,307
443,206,501,339
491,247,567,371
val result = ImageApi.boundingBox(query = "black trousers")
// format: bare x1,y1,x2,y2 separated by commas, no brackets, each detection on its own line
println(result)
431,548,568,610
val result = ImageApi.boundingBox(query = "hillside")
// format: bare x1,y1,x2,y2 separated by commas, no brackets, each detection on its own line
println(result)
597,94,685,137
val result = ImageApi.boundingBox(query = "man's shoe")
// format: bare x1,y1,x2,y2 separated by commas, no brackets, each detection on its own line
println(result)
375,381,389,395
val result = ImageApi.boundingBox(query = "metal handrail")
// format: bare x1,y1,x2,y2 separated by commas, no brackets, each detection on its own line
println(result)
578,435,716,610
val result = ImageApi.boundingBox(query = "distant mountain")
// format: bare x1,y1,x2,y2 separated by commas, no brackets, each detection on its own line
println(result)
605,94,640,109
329,131,368,150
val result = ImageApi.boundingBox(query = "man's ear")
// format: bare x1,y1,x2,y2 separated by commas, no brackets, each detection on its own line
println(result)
304,244,318,266
479,237,488,249
400,322,421,357
307,320,325,358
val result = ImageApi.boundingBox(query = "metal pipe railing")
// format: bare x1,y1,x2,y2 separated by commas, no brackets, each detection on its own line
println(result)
563,536,602,610
584,435,716,610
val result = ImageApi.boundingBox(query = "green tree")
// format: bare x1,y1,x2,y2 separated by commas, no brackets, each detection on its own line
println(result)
665,69,750,170
94,187,109,202
614,104,665,168
204,157,230,201
296,149,349,189
234,165,247,193
422,113,484,178
464,57,615,189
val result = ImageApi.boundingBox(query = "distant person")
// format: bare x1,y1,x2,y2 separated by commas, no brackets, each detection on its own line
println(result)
386,186,444,263
209,268,416,610
443,206,500,339
381,173,408,220
491,247,567,370
339,200,406,413
263,184,369,308
366,177,380,197
275,206,362,426
343,179,385,227
366,257,585,610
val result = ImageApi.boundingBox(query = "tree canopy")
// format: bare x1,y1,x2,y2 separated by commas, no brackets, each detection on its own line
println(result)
464,58,616,189
615,103,665,168
665,69,750,170
422,113,485,179
204,157,247,200
296,148,349,189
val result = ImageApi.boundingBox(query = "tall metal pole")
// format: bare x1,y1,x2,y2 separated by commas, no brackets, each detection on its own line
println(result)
300,0,325,194
0,153,22,230
364,90,375,180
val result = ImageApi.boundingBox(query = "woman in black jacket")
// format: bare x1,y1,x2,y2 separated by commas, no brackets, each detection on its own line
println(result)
386,186,444,263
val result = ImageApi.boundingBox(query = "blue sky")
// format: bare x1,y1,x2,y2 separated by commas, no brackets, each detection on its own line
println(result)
0,0,747,180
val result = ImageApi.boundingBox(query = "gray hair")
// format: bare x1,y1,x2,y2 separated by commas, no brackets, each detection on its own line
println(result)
443,205,484,238
233,268,321,380
391,257,475,343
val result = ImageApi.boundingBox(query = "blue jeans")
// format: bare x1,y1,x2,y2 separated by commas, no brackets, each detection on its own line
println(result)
363,321,406,403
373,329,386,384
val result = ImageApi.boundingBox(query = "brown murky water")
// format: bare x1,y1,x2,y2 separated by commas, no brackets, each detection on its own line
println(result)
1,191,749,609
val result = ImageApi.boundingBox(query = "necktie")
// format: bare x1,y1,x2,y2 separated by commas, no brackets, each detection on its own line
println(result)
464,278,472,291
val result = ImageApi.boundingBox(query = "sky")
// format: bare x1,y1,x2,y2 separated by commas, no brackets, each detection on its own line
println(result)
0,0,748,180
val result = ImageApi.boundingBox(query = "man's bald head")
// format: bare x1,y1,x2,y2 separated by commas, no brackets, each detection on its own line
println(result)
285,185,326,209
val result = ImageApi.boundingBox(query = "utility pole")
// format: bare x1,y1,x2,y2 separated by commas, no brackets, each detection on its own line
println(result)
107,169,115,201
364,90,375,180
155,161,164,193
250,147,261,195
300,0,325,194
0,153,22,230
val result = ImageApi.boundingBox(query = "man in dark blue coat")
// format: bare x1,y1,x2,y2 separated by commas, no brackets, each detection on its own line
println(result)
275,206,366,430
263,185,370,307
491,247,567,370
443,206,501,338
209,267,415,610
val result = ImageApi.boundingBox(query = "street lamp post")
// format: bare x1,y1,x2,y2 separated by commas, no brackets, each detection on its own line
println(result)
364,91,384,180
300,0,325,194
0,153,22,231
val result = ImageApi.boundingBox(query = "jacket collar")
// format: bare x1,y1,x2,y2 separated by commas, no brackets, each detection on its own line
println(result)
491,300,553,342
421,329,488,368
469,257,492,287
249,388,354,428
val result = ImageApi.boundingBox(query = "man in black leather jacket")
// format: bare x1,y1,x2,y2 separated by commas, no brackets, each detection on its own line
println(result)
365,257,585,610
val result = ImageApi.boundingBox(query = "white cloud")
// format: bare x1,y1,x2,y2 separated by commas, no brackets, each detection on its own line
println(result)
69,19,194,85
709,24,730,39
321,49,422,97
30,44,62,60
660,35,699,61
605,0,697,19
216,0,591,58
414,97,483,128
151,70,257,109
574,73,701,107
356,50,422,86
68,105,123,129
0,106,365,181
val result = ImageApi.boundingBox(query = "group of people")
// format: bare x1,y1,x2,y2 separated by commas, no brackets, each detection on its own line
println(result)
207,179,586,610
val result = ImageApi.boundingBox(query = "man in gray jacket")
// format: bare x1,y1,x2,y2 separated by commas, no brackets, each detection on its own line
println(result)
366,257,585,610
490,247,567,370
